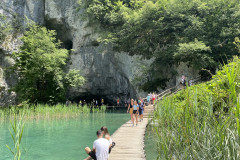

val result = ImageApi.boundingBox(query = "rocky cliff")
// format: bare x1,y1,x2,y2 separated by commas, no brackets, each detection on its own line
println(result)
0,0,151,105
0,0,199,106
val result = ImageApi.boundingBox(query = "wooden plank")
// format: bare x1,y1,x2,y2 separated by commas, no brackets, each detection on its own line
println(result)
109,105,154,160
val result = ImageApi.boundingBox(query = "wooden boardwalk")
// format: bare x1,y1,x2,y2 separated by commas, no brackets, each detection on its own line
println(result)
109,104,154,160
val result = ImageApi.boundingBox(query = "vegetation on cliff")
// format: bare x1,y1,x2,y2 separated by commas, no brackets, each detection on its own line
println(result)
151,40,240,159
78,0,240,91
11,23,85,104
0,14,12,45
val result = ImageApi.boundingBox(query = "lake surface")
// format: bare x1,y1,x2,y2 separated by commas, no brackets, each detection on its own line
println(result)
0,113,129,160
145,125,158,160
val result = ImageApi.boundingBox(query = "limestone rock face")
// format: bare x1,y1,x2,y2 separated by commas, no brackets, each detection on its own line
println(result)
43,0,146,104
0,0,45,106
1,0,45,25
0,0,199,106
0,49,17,107
0,0,148,105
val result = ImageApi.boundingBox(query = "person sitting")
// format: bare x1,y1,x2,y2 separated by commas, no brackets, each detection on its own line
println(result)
101,126,116,154
84,130,110,160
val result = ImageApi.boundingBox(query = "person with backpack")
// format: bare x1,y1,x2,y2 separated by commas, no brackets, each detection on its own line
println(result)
138,98,145,121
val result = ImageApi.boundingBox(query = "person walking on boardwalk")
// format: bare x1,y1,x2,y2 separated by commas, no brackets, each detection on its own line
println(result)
138,98,145,121
117,98,120,106
96,100,98,107
101,126,115,154
132,100,139,127
124,98,128,107
147,94,150,105
152,93,156,104
149,92,153,104
181,75,186,87
66,99,69,106
79,100,82,107
101,98,104,105
84,130,110,160
127,99,134,124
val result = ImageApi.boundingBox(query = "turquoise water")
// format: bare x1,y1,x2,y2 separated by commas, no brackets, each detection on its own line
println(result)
145,125,158,160
0,113,129,160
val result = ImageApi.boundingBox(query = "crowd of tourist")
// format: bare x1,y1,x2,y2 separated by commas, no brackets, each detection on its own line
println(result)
126,93,156,127
83,93,157,160
82,75,196,160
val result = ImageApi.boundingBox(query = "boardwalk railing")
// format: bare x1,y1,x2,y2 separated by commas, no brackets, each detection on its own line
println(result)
155,76,207,103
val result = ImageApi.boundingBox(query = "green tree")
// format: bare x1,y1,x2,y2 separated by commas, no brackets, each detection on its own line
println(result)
79,0,240,91
12,24,85,104
234,37,240,52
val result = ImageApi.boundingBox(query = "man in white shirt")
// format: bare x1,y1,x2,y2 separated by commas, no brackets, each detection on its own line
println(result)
85,130,110,160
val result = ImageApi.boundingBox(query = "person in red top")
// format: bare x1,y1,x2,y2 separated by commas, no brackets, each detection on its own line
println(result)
152,93,156,104
117,98,120,106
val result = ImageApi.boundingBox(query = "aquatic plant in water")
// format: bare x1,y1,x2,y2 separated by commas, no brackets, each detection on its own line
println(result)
6,113,24,160
0,103,98,120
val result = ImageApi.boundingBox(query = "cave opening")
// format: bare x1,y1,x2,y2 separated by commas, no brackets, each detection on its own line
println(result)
44,17,73,50
63,40,73,50
72,95,112,106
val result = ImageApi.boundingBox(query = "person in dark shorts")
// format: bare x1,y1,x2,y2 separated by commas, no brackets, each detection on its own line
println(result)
132,100,139,127
127,99,134,124
138,98,145,121
84,130,110,160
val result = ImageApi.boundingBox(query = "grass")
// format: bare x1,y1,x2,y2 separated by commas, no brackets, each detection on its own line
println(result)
151,56,240,159
0,103,107,121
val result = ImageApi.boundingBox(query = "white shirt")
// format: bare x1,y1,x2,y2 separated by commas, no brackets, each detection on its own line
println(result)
93,138,110,160
109,137,112,146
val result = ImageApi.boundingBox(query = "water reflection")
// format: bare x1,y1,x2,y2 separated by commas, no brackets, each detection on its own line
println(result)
0,113,129,160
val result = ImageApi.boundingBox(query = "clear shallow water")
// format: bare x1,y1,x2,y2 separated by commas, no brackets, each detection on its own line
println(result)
145,125,158,160
0,113,129,160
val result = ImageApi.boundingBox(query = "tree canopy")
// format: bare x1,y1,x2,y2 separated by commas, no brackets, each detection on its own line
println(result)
79,0,240,91
12,24,85,104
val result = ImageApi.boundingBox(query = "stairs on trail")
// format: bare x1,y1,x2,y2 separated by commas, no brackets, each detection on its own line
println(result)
143,104,154,118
